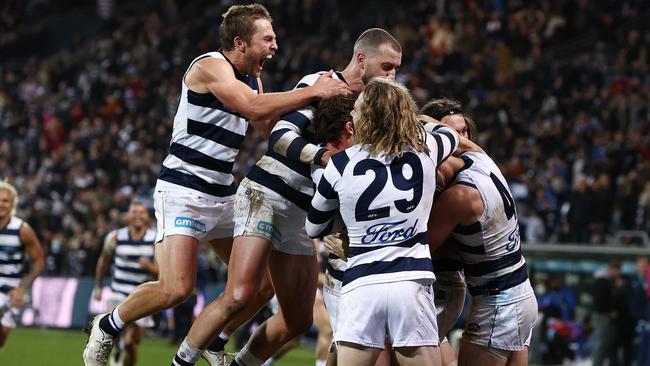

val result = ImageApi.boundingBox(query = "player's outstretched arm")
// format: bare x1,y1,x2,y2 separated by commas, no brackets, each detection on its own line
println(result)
9,223,45,307
306,163,341,238
196,59,349,122
93,231,117,301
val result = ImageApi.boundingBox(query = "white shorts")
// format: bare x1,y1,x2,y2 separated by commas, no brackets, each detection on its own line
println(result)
335,280,439,349
233,179,315,256
434,273,467,337
153,190,234,244
107,293,155,328
322,272,342,336
462,294,538,352
0,292,20,329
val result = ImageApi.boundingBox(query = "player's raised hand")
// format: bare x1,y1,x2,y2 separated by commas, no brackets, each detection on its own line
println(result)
8,287,26,307
312,70,351,99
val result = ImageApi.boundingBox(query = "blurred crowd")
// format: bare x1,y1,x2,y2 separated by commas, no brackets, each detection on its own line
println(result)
0,0,649,278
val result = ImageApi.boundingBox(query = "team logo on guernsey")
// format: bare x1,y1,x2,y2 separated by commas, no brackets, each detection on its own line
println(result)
174,217,207,233
362,219,418,244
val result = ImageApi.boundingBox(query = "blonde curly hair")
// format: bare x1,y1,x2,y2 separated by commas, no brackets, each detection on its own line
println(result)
353,78,427,157
0,180,18,215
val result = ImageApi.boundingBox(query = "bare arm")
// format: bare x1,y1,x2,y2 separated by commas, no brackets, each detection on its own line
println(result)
427,185,484,254
248,78,273,138
138,257,159,276
190,58,349,122
9,223,45,306
93,231,117,300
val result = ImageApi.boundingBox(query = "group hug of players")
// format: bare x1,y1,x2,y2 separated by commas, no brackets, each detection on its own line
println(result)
21,3,534,366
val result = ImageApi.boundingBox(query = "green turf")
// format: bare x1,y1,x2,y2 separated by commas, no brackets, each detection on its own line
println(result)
0,327,316,366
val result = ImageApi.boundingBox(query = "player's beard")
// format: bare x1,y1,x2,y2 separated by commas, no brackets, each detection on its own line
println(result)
361,69,372,85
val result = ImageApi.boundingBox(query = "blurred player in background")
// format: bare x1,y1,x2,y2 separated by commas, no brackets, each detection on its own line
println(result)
0,181,45,351
83,3,348,366
93,201,157,366
172,28,399,366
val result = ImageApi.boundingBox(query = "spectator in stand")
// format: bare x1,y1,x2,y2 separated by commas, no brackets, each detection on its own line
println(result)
590,260,622,366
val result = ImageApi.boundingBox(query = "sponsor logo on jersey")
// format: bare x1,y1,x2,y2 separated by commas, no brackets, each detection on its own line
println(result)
362,219,418,244
174,217,207,233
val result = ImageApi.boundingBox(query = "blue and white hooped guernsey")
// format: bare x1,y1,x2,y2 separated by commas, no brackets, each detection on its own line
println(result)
449,151,531,305
246,71,347,212
0,216,25,294
110,227,156,297
156,51,259,201
306,128,460,293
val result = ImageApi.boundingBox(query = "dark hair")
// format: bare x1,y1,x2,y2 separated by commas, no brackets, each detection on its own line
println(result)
420,97,477,141
219,4,272,51
353,28,402,56
314,94,356,145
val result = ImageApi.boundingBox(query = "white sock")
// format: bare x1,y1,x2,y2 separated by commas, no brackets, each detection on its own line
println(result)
110,305,126,330
316,360,326,366
175,338,203,363
235,345,264,366
218,331,230,341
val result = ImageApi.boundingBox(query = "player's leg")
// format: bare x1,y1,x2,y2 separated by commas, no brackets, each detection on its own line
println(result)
374,346,395,366
0,298,18,351
172,235,272,366
394,346,441,366
84,235,198,366
457,341,507,366
209,237,275,336
321,274,340,366
505,348,528,366
0,326,11,350
234,251,318,363
115,236,198,323
440,340,457,366
337,342,382,366
313,289,332,366
123,324,145,366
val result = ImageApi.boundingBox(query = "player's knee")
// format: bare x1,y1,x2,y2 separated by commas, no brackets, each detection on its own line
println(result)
227,284,259,310
161,283,193,306
257,280,275,304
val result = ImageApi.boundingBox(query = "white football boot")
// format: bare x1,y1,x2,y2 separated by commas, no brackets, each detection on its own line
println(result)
82,313,115,366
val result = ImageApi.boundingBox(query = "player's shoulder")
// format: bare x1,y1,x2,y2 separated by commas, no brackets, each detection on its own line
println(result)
328,145,366,176
7,216,25,230
295,71,328,89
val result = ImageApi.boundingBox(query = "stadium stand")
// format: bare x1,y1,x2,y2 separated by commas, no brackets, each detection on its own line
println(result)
1,0,649,364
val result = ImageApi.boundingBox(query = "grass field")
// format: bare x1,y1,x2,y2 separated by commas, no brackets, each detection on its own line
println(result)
0,327,316,366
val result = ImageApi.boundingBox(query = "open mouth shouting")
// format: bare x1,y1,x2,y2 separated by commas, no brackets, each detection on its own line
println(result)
257,53,273,72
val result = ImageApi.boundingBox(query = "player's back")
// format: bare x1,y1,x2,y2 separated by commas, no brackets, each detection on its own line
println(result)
329,141,439,292
450,151,530,304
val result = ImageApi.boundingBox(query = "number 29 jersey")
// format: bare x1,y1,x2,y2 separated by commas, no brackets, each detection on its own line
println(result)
306,127,459,293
